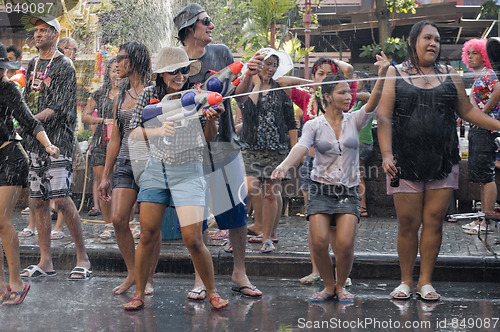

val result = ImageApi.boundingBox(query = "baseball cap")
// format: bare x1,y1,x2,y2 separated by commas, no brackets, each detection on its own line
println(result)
173,3,205,32
29,14,61,33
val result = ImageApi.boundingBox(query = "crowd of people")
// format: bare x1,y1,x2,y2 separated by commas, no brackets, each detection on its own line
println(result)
1,4,499,309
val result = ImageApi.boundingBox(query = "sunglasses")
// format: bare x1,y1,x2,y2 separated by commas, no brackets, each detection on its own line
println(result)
167,66,190,76
197,16,212,26
116,54,129,63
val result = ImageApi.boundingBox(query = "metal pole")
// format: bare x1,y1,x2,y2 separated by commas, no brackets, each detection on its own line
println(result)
303,0,312,79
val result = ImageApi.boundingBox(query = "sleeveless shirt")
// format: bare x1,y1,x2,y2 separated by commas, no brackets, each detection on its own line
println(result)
392,66,460,181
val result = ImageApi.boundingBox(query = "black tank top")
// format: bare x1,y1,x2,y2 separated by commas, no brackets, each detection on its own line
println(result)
392,66,460,181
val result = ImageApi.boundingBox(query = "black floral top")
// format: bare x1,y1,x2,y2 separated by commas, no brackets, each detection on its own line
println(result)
239,79,295,151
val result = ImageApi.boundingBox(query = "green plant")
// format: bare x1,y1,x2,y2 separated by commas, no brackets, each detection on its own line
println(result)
480,1,500,19
77,129,92,142
360,37,407,61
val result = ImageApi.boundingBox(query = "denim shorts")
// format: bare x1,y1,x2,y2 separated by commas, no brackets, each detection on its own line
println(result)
113,158,140,191
138,157,206,207
307,181,361,224
0,142,29,187
299,155,314,190
468,127,496,183
90,144,107,167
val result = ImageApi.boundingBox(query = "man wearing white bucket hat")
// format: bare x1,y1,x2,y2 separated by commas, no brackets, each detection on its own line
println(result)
174,3,264,299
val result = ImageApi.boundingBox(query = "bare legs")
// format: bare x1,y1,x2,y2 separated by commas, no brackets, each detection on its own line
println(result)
0,186,24,293
392,189,452,299
309,213,357,301
130,203,227,309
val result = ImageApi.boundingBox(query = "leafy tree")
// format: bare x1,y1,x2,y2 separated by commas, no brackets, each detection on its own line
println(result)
375,0,418,44
360,37,407,61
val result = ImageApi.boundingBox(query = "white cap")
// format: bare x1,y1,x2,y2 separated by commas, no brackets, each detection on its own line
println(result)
29,15,61,33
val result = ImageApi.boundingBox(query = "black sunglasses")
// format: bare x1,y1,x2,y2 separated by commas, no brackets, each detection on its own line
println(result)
197,16,212,26
167,66,191,76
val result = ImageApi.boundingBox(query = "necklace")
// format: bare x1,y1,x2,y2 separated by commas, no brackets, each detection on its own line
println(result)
306,87,323,120
127,85,142,100
30,50,56,91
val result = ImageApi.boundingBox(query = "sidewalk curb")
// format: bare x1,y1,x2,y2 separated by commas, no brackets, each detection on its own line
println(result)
20,246,500,282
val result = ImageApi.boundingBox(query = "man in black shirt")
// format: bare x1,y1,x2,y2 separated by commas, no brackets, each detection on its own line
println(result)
21,15,92,280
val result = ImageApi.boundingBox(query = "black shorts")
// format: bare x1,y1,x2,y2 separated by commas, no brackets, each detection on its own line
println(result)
468,127,496,183
0,142,29,187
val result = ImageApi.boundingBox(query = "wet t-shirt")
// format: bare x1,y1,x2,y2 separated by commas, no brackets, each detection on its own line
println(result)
392,66,460,181
187,44,238,147
23,55,76,157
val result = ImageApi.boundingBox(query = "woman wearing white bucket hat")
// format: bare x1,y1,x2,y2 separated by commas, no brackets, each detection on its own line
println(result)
238,48,297,253
126,47,227,310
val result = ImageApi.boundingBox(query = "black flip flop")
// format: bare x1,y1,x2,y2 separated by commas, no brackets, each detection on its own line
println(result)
231,285,262,298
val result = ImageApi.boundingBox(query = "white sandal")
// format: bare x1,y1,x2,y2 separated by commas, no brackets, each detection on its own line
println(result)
390,283,412,300
18,228,35,237
100,224,114,239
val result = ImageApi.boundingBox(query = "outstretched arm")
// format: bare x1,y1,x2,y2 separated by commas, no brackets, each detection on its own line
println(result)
271,144,308,180
364,52,390,113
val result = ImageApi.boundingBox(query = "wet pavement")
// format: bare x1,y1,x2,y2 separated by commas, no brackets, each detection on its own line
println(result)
0,275,498,331
12,208,500,282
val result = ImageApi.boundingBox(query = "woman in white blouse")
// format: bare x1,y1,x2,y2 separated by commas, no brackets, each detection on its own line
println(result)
272,53,389,302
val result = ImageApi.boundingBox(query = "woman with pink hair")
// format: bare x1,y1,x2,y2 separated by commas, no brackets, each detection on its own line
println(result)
460,38,500,235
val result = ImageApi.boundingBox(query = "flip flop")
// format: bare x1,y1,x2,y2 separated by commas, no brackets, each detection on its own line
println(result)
18,228,35,237
261,239,275,253
209,295,229,310
2,283,30,305
309,291,336,302
187,287,207,301
222,240,233,253
50,230,65,240
337,288,355,303
69,266,93,280
299,274,321,284
247,228,260,236
390,283,412,300
417,284,440,301
123,297,144,311
231,285,262,298
20,265,57,278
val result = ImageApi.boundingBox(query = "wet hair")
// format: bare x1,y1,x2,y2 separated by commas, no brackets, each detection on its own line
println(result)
354,70,370,92
311,57,338,77
118,41,151,86
320,74,345,109
6,45,21,60
405,20,443,74
101,58,118,95
177,23,197,46
461,38,491,71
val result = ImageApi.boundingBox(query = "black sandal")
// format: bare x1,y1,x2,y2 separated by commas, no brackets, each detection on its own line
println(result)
360,207,369,218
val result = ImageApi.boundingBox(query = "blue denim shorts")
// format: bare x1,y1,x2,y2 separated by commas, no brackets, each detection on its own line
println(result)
113,158,140,191
138,158,206,207
307,181,361,224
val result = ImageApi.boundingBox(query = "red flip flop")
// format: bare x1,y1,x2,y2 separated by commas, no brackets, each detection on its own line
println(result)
2,283,30,305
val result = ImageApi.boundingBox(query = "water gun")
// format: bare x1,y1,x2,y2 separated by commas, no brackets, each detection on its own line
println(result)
142,88,223,127
202,61,244,97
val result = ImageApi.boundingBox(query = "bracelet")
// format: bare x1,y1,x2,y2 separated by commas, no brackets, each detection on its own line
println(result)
45,144,54,148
